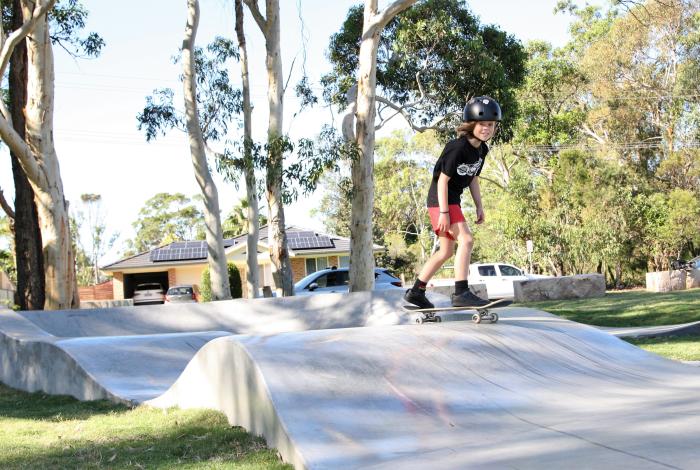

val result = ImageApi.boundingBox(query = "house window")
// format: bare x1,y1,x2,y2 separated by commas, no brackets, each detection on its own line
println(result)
305,258,316,274
305,257,330,275
339,256,350,268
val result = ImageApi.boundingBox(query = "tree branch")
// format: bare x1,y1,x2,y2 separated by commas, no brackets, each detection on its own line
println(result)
242,0,267,35
0,188,15,220
0,0,56,82
375,95,453,132
580,123,607,144
365,0,418,38
342,84,357,141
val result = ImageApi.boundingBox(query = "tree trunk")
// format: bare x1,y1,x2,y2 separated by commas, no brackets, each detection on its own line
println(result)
235,0,260,298
183,0,231,301
9,0,44,310
349,0,417,292
20,0,77,309
243,0,293,296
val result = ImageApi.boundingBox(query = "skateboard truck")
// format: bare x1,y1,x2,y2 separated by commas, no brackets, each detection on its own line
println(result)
416,312,442,324
403,299,511,324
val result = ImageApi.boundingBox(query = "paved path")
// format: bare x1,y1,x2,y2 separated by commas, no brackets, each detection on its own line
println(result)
602,320,700,338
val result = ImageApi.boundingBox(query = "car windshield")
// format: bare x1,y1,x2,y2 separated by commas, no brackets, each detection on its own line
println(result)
499,265,522,276
136,284,162,291
167,287,192,295
478,265,497,276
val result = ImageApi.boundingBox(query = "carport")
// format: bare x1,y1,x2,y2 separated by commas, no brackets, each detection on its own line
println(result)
123,272,169,299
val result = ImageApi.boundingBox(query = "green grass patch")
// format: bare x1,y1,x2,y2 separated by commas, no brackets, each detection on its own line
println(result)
625,335,700,362
519,288,700,327
0,383,292,469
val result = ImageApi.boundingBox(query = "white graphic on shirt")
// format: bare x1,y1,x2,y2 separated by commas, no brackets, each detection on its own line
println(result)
457,159,483,176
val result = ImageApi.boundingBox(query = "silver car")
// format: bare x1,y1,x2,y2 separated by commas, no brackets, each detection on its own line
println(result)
165,285,200,304
294,267,403,296
132,283,165,305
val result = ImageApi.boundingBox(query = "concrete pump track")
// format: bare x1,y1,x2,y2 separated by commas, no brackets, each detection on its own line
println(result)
2,290,700,469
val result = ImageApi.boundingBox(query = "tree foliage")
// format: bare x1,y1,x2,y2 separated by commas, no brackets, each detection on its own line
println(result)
323,0,527,138
125,193,204,255
201,262,242,301
137,37,242,143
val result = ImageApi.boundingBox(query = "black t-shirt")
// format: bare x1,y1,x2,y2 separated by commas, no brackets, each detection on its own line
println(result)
426,137,488,207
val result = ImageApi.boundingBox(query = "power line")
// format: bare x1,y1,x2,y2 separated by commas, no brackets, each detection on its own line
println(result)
507,141,700,152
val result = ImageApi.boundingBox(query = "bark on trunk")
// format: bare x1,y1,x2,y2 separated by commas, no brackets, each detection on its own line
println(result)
349,2,381,292
348,0,417,292
14,0,77,309
9,0,44,310
243,0,293,296
235,0,260,298
183,0,231,301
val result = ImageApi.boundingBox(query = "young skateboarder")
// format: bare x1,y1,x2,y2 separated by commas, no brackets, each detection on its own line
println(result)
404,96,502,309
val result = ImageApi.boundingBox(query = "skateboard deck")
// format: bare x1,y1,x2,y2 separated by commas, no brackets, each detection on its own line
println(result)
403,299,512,324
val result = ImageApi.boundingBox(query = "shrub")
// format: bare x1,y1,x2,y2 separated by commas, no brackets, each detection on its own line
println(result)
200,263,242,301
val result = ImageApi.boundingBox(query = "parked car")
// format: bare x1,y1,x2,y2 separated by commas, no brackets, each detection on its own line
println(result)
294,267,403,296
165,284,200,304
132,283,165,305
469,263,551,299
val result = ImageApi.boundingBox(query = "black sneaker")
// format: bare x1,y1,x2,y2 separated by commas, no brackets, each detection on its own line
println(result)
404,289,434,309
451,290,489,307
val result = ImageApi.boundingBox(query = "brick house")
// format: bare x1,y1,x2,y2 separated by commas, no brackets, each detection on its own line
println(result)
101,226,385,300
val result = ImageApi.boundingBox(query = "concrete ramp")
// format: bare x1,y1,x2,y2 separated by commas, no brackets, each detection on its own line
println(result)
0,290,427,401
3,294,700,468
148,308,700,469
13,290,416,338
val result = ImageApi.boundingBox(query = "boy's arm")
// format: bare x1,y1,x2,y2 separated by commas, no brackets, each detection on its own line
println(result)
469,177,485,224
437,173,451,232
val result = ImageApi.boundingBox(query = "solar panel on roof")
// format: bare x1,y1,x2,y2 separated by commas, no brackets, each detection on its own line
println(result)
288,231,316,239
149,241,208,262
287,234,334,250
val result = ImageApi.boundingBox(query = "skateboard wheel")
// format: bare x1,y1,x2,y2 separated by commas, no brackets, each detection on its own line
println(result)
491,313,499,323
472,313,481,323
416,317,424,324
436,315,442,323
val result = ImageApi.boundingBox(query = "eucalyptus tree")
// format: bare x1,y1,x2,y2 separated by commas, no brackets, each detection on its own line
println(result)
0,0,82,309
0,0,103,309
238,0,300,296
180,0,230,300
77,193,116,285
233,0,260,297
559,0,700,176
324,0,526,291
126,193,205,255
137,2,245,301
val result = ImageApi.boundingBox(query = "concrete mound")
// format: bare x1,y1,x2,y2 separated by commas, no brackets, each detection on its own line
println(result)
2,291,700,468
0,290,424,401
148,308,700,469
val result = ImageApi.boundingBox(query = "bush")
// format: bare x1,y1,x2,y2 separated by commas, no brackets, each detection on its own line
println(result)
201,263,242,301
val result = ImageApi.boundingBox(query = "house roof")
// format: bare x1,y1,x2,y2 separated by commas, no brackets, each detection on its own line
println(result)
102,226,383,272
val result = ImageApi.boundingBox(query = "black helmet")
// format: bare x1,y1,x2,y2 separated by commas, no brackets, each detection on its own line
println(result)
463,96,502,122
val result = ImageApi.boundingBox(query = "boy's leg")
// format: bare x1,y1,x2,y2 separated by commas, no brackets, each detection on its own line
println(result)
450,221,488,307
451,222,473,281
404,235,455,309
417,235,455,282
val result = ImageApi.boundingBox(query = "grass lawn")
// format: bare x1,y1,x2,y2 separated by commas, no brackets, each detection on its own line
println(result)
0,383,292,470
518,288,700,327
519,288,700,361
625,335,700,362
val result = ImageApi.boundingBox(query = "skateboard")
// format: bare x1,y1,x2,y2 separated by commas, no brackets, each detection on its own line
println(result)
402,299,513,324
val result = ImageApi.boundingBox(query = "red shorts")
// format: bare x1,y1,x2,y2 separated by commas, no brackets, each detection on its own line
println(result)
428,205,465,240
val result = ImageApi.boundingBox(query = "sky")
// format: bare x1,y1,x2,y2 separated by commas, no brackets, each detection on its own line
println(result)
0,0,575,264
